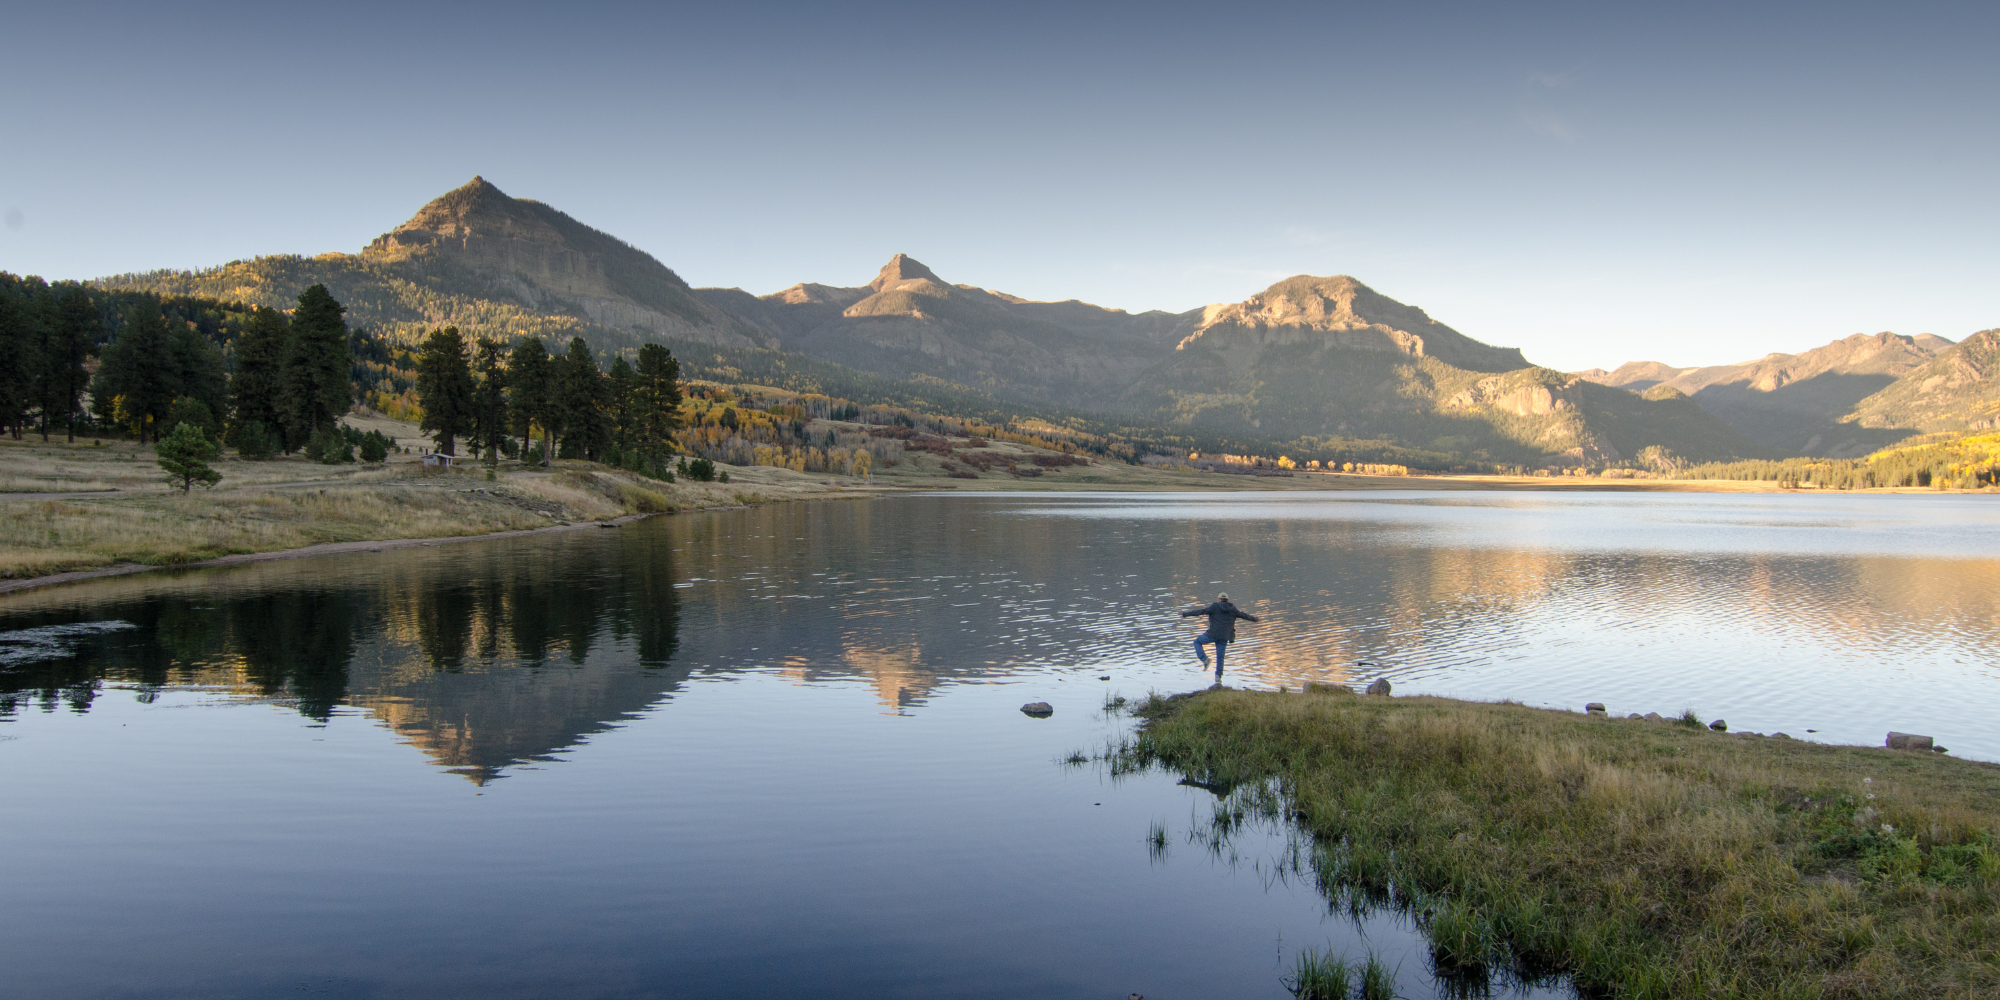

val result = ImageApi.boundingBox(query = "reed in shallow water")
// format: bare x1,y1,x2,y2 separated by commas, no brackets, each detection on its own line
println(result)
1114,687,2000,1000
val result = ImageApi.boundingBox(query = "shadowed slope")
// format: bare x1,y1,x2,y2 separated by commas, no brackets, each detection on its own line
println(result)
1575,332,1956,452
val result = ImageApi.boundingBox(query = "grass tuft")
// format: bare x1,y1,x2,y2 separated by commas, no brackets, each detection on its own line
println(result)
1357,953,1396,1000
1287,947,1353,999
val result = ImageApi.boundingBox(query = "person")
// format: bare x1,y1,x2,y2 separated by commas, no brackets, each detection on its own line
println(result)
1180,592,1258,674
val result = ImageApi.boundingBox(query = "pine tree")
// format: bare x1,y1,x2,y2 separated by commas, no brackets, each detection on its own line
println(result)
555,337,608,460
472,337,509,462
415,327,477,456
634,343,683,464
40,284,100,442
606,354,637,455
231,307,292,451
90,300,178,442
286,284,352,438
156,421,222,492
168,321,228,429
508,338,553,465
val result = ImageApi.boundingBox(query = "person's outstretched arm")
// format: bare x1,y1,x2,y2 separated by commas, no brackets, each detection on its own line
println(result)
1236,608,1260,622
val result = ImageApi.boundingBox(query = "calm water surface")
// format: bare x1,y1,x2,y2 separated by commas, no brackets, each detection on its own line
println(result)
3,490,1997,999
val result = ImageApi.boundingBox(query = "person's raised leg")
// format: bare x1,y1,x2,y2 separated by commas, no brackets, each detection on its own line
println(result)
1193,633,1212,667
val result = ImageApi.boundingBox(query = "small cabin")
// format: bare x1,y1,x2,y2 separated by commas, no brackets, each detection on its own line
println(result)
420,452,457,468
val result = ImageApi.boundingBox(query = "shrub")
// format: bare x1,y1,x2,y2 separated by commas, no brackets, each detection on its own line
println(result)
234,421,276,460
305,427,354,465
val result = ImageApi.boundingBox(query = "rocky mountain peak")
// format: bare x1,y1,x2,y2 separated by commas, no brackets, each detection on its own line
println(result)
355,176,764,345
1178,274,1530,374
870,254,942,293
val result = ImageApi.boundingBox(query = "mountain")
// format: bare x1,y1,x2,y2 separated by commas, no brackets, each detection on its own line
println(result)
1830,330,2000,450
96,176,1773,468
695,264,1758,466
100,176,770,352
1573,332,1955,452
1113,275,1758,466
694,254,1184,408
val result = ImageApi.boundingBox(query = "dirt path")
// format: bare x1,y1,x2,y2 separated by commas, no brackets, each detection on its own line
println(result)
0,490,126,501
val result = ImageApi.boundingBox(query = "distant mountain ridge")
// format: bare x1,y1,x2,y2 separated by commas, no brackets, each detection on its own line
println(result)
694,253,1183,408
693,256,1756,466
92,175,1996,468
1574,331,1971,456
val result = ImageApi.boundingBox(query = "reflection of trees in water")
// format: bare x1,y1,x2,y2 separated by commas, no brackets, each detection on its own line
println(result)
0,529,683,781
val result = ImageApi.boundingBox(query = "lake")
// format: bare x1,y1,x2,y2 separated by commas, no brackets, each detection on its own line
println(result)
3,490,1997,999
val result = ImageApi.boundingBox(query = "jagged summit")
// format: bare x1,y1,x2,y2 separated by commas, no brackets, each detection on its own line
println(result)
870,253,942,292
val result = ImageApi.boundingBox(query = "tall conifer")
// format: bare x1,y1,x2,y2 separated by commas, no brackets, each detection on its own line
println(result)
556,337,608,460
286,284,352,437
40,284,100,442
606,354,637,454
634,343,683,462
0,276,38,439
472,337,509,461
415,326,476,456
507,338,553,465
231,307,293,449
91,300,177,442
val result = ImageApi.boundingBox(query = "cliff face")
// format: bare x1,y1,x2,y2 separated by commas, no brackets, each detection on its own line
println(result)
365,176,769,348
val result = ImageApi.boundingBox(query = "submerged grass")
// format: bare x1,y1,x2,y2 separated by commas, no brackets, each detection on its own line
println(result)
1115,688,2000,999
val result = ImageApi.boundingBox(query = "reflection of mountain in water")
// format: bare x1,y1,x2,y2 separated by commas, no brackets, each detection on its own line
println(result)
0,527,684,783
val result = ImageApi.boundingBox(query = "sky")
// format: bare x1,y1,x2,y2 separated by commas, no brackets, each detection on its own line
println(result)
2,1,1994,371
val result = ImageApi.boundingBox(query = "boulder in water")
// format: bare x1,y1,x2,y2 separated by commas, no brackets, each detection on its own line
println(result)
1585,702,1607,715
1365,678,1392,696
1020,702,1054,717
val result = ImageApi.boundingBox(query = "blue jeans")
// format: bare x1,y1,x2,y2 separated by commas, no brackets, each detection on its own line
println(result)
1194,633,1228,670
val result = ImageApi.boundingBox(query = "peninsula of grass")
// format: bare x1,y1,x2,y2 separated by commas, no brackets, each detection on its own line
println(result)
1116,687,2000,1000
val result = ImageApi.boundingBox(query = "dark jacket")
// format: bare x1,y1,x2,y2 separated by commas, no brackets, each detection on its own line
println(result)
1182,601,1258,642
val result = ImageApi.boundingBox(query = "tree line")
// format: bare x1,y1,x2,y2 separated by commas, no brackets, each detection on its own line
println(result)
4,274,685,478
412,328,683,476
0,275,356,454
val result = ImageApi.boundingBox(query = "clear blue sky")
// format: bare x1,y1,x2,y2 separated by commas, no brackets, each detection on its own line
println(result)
2,1,1993,371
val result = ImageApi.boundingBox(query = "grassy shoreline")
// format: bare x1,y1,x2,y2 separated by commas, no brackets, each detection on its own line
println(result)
1114,687,2000,999
0,450,869,590
1,416,1982,595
